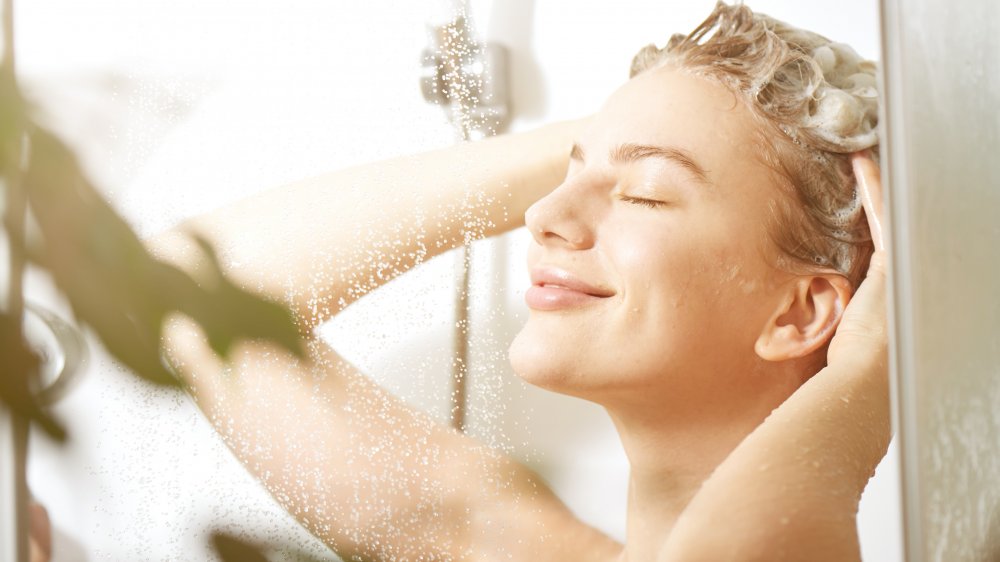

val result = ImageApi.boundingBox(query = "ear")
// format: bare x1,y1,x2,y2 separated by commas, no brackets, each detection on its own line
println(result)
754,275,852,362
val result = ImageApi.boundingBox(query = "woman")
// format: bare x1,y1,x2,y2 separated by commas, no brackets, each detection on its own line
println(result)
153,3,890,560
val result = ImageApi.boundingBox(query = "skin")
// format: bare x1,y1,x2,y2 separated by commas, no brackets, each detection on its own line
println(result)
511,66,877,562
512,66,808,559
141,64,889,561
660,151,888,562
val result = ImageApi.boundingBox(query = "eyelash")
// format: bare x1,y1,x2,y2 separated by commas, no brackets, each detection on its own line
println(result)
618,194,667,209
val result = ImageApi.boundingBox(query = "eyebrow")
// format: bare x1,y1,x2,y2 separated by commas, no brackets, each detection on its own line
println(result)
570,142,712,186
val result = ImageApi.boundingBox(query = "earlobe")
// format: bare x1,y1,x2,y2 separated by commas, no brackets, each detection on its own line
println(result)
755,275,852,362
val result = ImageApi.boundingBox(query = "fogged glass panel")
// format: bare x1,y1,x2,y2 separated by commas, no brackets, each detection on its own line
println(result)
10,1,899,560
881,0,1000,560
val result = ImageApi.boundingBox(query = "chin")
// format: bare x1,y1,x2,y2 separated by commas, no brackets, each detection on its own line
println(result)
508,322,605,399
509,324,567,390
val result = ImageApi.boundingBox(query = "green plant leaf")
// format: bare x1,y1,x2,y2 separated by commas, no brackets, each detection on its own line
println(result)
211,532,272,562
0,311,67,441
165,235,305,360
0,61,25,173
211,530,354,562
22,125,305,390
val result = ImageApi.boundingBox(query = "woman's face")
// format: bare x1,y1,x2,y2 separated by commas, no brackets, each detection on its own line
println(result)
509,66,798,410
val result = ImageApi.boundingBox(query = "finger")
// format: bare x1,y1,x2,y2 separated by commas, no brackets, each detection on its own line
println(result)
851,151,885,251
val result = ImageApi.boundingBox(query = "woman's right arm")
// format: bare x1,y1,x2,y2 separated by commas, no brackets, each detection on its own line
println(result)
658,154,891,562
148,120,622,561
150,120,582,332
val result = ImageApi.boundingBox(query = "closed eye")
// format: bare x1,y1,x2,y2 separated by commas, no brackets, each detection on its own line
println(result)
618,194,668,209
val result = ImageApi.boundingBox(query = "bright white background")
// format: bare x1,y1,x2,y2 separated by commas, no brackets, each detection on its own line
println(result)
16,0,901,560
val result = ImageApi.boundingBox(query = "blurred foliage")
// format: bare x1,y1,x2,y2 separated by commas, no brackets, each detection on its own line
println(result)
211,532,272,562
22,126,306,391
211,531,342,562
1,119,307,439
0,311,65,440
0,14,321,560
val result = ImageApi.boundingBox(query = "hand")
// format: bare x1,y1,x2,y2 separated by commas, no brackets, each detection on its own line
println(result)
826,152,888,375
817,150,892,481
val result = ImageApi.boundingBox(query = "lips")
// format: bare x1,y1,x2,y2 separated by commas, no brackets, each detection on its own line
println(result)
525,266,615,311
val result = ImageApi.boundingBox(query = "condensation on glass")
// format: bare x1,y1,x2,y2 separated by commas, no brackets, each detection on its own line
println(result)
881,0,1000,560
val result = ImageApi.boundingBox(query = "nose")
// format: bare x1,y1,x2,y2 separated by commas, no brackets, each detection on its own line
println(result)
524,180,596,250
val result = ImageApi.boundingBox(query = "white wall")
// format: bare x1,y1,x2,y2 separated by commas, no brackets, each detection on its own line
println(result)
18,1,899,560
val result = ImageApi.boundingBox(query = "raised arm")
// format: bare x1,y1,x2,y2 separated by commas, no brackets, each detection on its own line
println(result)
660,153,891,562
149,120,622,561
151,120,582,332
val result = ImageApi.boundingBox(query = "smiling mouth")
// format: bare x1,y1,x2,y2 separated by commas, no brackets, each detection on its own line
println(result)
526,266,615,310
535,283,612,297
525,283,614,311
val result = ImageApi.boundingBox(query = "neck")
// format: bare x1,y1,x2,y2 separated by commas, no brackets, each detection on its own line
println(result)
604,377,797,562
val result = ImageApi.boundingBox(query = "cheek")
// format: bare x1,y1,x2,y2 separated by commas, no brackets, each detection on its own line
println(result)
610,225,700,309
604,230,710,360
686,245,778,355
612,225,762,348
508,313,609,394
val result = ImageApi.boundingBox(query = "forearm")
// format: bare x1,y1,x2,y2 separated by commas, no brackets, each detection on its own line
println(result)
148,119,594,559
156,120,581,331
662,360,891,561
161,318,603,561
162,318,463,557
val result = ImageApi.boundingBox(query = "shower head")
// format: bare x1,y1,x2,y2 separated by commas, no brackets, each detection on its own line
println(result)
420,15,511,140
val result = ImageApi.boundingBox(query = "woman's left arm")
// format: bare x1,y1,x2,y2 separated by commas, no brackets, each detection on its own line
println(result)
660,153,891,562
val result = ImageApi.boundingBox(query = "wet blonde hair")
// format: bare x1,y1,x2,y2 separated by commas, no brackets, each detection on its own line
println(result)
630,1,879,287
